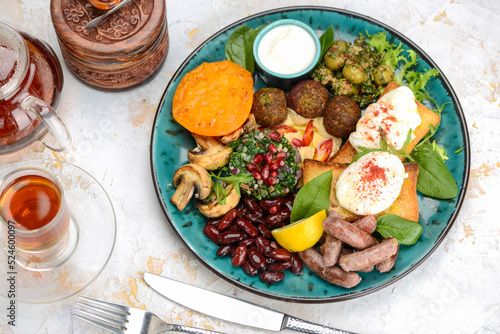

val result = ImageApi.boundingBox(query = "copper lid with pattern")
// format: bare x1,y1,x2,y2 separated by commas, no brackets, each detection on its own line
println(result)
50,0,169,89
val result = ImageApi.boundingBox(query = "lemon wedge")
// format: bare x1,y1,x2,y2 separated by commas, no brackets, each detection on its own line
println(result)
271,210,327,252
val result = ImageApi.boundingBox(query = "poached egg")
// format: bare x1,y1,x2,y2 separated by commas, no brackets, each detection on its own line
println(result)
336,151,407,215
349,86,421,152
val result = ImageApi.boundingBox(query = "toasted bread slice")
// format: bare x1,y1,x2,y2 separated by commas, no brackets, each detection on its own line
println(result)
303,159,419,222
328,81,441,164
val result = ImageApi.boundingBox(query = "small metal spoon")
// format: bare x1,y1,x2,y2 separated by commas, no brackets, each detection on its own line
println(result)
85,0,134,30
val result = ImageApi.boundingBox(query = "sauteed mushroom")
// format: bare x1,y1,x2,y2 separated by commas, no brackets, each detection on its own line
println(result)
170,164,212,211
188,134,233,170
198,183,240,218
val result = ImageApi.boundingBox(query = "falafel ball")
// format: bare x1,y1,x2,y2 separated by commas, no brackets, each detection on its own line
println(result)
251,87,288,127
323,96,361,138
287,80,330,119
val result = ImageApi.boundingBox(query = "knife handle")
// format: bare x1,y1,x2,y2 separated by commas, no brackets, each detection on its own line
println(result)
283,315,356,334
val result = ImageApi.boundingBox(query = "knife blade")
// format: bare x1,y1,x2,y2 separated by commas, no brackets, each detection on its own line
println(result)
143,273,355,334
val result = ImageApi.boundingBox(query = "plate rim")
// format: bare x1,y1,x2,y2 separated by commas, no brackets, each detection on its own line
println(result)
150,5,471,303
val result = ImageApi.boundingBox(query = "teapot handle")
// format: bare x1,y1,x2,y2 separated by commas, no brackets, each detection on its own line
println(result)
20,95,72,152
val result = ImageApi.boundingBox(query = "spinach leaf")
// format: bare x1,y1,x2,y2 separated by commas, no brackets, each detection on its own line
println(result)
225,25,265,74
290,170,332,223
317,26,334,66
376,214,422,245
411,141,458,199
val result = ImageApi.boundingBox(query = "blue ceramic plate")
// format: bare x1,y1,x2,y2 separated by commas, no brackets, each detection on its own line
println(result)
150,6,470,302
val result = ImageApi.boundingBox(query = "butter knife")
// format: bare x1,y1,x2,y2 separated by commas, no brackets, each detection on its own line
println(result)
143,273,355,334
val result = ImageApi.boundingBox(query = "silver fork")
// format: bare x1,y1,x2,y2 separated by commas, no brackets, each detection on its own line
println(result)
74,296,225,334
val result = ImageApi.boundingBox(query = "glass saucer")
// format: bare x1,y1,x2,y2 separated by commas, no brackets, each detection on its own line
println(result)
0,159,116,304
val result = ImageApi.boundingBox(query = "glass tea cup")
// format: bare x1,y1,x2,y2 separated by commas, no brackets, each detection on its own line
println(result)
0,167,77,271
0,22,71,155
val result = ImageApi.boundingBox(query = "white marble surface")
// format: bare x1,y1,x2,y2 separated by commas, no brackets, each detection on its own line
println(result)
0,0,499,333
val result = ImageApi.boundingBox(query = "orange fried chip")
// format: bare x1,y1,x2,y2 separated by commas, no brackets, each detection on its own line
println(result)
172,60,254,136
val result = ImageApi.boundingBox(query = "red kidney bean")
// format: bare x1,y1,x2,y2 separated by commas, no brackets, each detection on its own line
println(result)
283,198,293,211
203,225,221,246
243,197,263,216
235,218,258,237
217,208,239,230
241,260,259,276
266,208,291,226
268,260,292,272
206,218,220,226
238,207,249,219
255,236,273,256
269,241,279,249
259,271,285,283
239,237,255,248
226,221,241,232
265,256,276,266
259,197,284,211
216,244,234,257
245,212,266,225
218,230,245,245
248,246,266,271
231,246,247,267
270,248,291,261
289,253,303,275
256,224,273,239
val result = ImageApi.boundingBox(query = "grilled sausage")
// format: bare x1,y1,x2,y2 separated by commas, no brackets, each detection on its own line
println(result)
322,234,342,267
323,215,378,250
352,215,377,234
298,248,361,288
376,244,399,273
338,238,399,272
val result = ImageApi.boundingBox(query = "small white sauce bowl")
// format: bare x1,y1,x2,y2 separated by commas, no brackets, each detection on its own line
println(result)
253,19,321,91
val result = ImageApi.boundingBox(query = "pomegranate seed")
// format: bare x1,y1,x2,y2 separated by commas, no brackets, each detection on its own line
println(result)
269,160,280,171
277,159,286,167
246,163,257,172
270,170,278,178
268,143,277,154
252,172,262,180
269,131,282,142
265,152,273,164
261,165,270,180
253,153,264,165
269,205,280,214
292,138,302,147
264,177,278,186
276,151,288,159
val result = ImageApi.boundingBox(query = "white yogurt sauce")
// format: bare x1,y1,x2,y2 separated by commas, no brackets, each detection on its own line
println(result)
257,24,317,75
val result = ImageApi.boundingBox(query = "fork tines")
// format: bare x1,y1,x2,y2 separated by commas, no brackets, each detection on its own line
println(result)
73,296,131,334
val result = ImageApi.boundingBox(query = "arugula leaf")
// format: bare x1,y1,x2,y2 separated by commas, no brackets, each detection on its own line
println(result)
225,25,265,74
209,171,254,205
317,26,334,66
351,127,414,163
290,170,332,223
376,214,422,245
411,141,458,199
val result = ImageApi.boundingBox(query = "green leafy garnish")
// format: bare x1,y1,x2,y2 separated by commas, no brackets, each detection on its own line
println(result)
209,170,254,205
411,141,458,199
376,214,422,245
225,25,265,74
317,26,334,66
290,170,332,223
351,127,413,163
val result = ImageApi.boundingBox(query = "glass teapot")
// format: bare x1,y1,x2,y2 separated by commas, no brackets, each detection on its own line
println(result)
0,23,71,155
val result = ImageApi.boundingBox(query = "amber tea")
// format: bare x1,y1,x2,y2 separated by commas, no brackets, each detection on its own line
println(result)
0,168,70,251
